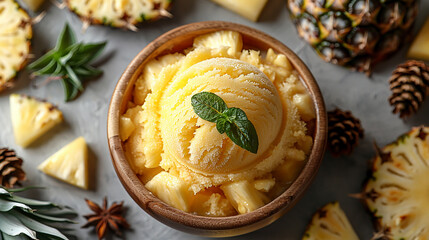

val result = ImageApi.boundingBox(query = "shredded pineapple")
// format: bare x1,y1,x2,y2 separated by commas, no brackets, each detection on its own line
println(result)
0,0,32,91
38,137,89,189
10,94,63,147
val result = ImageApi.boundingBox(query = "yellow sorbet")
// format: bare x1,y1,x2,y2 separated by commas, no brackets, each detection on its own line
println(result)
121,30,315,216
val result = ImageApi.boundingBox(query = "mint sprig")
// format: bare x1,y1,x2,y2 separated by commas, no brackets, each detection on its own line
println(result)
28,23,106,102
191,92,259,154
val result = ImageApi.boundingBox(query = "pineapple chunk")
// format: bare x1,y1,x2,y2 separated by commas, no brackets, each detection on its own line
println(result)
22,0,46,11
303,202,359,240
408,17,429,61
0,0,32,91
211,0,268,21
190,188,236,217
193,31,243,56
145,171,191,212
38,137,89,189
253,178,275,192
220,180,269,214
119,116,135,141
10,94,63,147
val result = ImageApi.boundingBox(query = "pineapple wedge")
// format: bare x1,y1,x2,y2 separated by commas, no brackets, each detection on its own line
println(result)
193,31,243,56
408,17,429,61
10,94,63,147
145,171,191,212
38,137,89,189
211,0,268,21
220,180,269,214
0,0,32,91
22,0,46,11
303,202,359,240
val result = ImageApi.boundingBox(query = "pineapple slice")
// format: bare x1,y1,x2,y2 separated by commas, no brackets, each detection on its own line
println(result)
22,0,46,11
0,0,32,91
38,137,89,189
211,0,268,22
145,171,191,212
193,31,243,56
408,17,429,61
66,0,173,30
363,126,429,239
220,180,269,214
10,94,63,147
303,202,359,240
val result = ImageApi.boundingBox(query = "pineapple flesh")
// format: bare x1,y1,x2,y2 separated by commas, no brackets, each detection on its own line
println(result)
220,180,269,214
0,0,32,91
38,137,89,189
303,202,359,240
22,0,46,11
408,17,429,61
65,0,173,30
287,0,418,75
211,0,268,22
10,94,63,147
364,126,429,239
145,171,191,212
193,30,243,56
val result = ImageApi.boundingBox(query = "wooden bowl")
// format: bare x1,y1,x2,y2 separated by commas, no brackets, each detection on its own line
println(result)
107,21,327,237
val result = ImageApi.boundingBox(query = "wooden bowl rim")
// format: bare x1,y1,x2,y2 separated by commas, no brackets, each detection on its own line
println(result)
108,21,327,232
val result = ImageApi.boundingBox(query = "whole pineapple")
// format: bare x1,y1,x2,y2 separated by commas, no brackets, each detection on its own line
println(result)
287,0,418,75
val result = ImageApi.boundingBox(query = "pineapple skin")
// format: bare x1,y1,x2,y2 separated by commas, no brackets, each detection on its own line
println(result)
38,137,89,189
10,94,63,147
407,17,429,61
65,0,173,30
22,0,46,11
363,126,429,239
287,0,418,75
0,0,32,92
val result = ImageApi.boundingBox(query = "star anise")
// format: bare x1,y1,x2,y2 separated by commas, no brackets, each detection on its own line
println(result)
82,197,130,239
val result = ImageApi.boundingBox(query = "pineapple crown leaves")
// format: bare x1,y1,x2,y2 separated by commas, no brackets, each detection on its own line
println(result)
28,23,107,102
0,187,77,240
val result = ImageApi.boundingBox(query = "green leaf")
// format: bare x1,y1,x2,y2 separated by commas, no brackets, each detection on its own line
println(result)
6,195,58,208
216,117,228,134
69,42,107,66
36,207,77,218
0,199,31,212
0,188,10,195
4,187,44,193
24,210,77,224
0,212,37,239
1,232,30,240
191,92,227,122
13,210,68,240
27,50,56,71
223,107,248,121
74,65,102,78
60,78,79,102
56,23,76,52
59,44,81,66
226,119,259,154
34,59,57,75
65,65,83,91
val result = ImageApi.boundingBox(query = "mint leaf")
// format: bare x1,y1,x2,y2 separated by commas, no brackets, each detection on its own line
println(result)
226,119,259,154
191,92,259,154
191,92,227,122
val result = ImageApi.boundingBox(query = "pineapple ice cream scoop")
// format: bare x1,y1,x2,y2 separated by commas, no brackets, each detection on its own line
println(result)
160,57,283,174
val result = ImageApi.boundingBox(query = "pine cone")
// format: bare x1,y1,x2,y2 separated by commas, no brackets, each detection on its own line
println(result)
0,148,26,188
328,109,364,156
389,60,429,118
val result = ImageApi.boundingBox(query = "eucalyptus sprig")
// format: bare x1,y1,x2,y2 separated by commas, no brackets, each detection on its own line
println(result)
191,92,259,153
0,187,77,240
28,23,106,102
